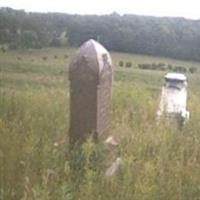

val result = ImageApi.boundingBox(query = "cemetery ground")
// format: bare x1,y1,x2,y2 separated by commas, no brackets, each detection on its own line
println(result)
1,47,200,200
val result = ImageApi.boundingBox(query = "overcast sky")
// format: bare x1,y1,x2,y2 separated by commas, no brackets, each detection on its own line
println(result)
0,0,200,19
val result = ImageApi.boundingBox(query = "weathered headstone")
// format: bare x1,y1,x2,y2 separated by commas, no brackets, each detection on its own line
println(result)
157,72,189,127
69,39,113,143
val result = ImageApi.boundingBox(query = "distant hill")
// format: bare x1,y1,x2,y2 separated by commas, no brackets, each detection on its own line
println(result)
1,7,200,61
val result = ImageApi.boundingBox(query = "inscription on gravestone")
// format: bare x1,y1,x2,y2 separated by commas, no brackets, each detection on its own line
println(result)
69,39,113,143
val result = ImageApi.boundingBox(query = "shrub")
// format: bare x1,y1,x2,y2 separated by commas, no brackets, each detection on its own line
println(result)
138,63,167,71
158,63,166,71
54,55,58,59
126,62,132,68
158,63,165,67
138,63,151,70
174,66,187,73
189,67,197,73
42,56,47,61
160,66,166,71
1,47,6,53
151,63,157,70
119,61,124,67
119,60,124,67
168,64,173,70
64,55,68,59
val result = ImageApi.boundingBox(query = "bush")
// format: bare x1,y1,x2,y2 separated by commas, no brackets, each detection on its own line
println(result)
168,64,173,70
189,67,197,73
54,55,58,59
1,46,6,53
138,63,167,71
151,63,157,70
42,56,47,61
138,63,152,70
160,66,166,71
158,62,165,67
126,62,132,68
64,55,68,59
174,66,187,73
119,61,124,67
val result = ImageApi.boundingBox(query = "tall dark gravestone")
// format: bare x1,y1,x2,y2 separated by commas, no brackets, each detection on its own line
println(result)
69,39,113,143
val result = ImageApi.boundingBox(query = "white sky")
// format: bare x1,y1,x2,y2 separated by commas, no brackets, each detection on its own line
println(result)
0,0,200,19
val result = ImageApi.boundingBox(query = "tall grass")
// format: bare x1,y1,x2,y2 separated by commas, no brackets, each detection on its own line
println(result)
1,48,200,199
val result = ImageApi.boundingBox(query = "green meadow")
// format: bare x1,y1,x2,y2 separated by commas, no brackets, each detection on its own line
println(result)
1,47,200,200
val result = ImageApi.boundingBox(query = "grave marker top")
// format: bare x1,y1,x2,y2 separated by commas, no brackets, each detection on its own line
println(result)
69,39,112,82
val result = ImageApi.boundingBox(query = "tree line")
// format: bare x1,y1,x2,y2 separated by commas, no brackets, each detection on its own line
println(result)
1,7,200,61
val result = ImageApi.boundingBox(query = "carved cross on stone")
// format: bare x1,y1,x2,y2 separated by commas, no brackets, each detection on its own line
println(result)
69,39,113,143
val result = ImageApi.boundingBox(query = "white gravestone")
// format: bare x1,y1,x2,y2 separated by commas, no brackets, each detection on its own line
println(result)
157,73,189,126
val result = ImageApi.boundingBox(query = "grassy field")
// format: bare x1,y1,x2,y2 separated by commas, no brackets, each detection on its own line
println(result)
1,47,200,200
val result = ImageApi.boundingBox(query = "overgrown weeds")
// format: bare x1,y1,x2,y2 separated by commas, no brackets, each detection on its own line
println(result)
1,48,200,199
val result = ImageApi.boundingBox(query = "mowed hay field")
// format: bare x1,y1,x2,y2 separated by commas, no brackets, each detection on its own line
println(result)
1,47,200,200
